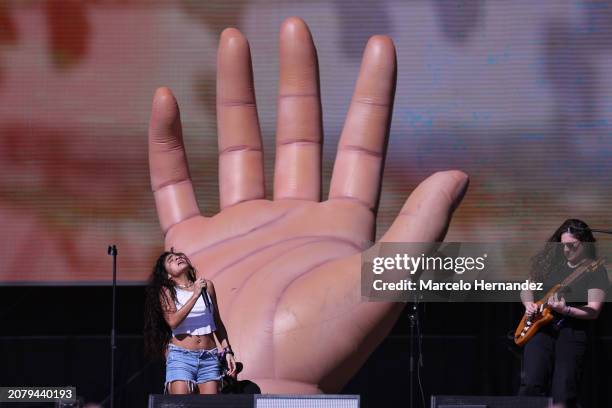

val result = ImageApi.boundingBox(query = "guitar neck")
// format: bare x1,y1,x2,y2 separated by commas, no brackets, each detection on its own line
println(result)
557,258,604,289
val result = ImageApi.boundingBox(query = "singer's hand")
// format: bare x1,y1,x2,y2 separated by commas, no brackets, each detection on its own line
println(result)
226,354,237,378
148,17,468,393
191,277,207,294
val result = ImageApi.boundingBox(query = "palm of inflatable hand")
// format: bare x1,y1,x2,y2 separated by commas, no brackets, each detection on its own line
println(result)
148,18,468,393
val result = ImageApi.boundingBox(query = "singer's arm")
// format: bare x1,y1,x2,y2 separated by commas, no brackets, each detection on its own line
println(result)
160,287,200,330
208,281,232,350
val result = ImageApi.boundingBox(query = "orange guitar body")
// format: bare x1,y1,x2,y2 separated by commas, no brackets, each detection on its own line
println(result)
514,284,560,347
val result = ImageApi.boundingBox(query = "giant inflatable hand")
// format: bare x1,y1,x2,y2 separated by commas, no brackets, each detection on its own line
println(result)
148,17,468,394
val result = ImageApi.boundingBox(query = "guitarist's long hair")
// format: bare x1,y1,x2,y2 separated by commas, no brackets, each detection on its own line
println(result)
530,219,597,282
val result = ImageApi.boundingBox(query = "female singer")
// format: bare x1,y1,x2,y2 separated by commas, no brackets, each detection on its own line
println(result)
144,250,236,394
519,219,609,408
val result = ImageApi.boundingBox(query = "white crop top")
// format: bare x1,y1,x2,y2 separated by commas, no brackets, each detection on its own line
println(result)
172,287,217,336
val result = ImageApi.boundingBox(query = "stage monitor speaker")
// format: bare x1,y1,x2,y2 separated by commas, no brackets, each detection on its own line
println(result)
255,395,359,408
431,395,552,408
147,394,360,408
148,394,252,408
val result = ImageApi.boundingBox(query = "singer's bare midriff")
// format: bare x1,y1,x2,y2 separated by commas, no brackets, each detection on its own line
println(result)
170,333,216,350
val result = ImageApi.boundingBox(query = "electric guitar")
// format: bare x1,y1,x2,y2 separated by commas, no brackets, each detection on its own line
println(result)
514,258,605,346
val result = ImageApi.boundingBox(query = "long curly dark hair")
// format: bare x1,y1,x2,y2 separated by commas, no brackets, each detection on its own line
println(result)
530,219,597,282
143,250,197,359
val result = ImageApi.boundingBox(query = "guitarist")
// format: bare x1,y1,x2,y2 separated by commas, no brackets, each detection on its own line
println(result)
518,219,609,408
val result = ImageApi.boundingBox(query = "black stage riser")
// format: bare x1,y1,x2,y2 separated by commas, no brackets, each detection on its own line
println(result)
431,395,552,408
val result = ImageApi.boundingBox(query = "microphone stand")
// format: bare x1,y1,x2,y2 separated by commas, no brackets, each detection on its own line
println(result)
107,245,118,408
587,228,612,235
407,291,426,408
408,294,418,408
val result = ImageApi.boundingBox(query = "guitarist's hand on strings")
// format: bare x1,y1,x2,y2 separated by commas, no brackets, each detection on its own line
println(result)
547,293,567,314
524,301,538,318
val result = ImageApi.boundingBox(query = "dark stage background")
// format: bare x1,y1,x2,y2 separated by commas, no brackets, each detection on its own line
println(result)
1,286,611,407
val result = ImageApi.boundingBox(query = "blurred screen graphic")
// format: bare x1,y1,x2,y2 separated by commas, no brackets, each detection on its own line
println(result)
0,0,611,284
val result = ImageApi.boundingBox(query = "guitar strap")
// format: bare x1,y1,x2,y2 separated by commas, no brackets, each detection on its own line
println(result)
558,258,604,289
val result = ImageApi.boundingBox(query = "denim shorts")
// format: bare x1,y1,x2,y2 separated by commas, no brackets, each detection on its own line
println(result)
164,343,222,393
